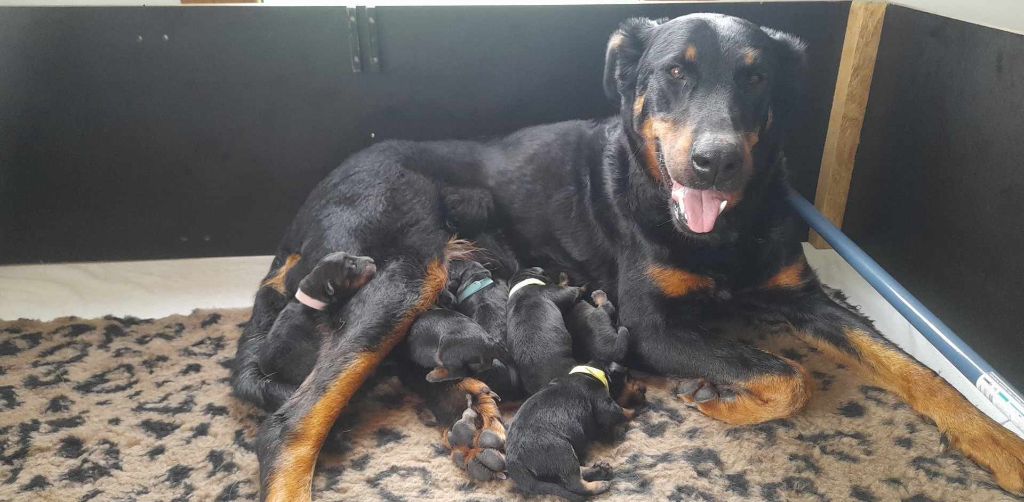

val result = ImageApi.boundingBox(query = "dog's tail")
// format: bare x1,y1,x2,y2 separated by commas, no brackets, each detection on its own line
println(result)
444,237,479,263
508,463,586,502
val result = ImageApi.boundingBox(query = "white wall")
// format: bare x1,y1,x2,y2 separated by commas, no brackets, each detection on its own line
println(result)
893,0,1024,35
2,0,1022,37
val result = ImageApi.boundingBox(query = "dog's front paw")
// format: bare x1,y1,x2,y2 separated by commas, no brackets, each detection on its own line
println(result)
945,419,1024,495
674,378,725,405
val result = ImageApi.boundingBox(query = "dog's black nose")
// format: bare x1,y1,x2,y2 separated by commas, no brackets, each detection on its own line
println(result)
691,137,743,183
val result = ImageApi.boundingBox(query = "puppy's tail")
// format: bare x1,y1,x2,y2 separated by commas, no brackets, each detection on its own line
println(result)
508,463,586,502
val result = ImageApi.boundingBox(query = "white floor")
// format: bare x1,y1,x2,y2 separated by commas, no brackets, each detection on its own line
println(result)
1,245,1021,438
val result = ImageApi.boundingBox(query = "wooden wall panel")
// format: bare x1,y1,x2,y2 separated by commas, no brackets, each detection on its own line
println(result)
845,5,1024,388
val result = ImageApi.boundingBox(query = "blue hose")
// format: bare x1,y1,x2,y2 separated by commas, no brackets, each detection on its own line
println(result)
787,188,994,382
788,189,1024,433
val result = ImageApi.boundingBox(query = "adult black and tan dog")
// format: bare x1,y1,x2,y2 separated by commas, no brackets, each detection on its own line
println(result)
231,13,1024,500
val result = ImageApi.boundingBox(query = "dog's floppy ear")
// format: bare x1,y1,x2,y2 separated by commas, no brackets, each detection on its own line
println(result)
761,27,807,133
603,17,661,102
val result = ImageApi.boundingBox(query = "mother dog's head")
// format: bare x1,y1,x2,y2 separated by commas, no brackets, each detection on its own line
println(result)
604,14,805,237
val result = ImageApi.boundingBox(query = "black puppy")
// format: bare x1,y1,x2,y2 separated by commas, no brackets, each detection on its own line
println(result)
257,252,376,385
405,259,509,383
406,306,506,382
566,290,620,363
505,267,581,395
447,258,522,397
448,259,509,343
506,304,644,501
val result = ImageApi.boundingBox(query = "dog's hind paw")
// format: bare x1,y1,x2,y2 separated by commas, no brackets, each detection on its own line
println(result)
442,378,508,481
466,448,508,481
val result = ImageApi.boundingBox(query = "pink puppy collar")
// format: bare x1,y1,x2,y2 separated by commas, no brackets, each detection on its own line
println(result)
295,289,328,311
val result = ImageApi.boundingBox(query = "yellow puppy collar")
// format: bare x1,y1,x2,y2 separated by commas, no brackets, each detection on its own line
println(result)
569,365,609,392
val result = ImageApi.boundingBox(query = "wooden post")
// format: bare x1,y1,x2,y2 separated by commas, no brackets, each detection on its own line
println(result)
810,1,887,248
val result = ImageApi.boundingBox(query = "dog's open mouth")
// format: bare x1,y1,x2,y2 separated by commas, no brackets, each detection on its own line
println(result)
670,181,737,234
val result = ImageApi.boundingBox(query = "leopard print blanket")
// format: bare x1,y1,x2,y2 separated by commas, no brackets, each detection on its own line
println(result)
0,309,1018,501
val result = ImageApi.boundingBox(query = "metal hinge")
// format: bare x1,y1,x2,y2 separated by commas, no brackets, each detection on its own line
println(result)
346,6,381,73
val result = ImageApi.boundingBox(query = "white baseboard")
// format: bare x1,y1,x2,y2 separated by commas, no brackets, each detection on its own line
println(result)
0,255,273,321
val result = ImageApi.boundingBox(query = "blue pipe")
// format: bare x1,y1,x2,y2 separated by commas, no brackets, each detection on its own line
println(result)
786,189,995,381
787,190,1024,432
789,189,1024,432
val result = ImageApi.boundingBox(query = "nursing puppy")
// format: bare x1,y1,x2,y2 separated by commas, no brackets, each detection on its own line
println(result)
506,300,642,501
405,259,510,383
406,304,507,382
257,252,376,386
448,259,509,343
566,290,619,363
447,258,521,397
505,267,582,395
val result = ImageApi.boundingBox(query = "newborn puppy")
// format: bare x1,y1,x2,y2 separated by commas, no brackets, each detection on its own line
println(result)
565,290,619,363
406,302,507,382
258,252,376,385
506,321,642,501
404,258,510,383
446,258,521,397
505,267,581,395
448,259,509,342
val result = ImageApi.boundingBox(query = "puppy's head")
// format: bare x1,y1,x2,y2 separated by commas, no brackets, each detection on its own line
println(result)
509,266,551,285
300,251,377,302
447,259,493,298
604,14,805,238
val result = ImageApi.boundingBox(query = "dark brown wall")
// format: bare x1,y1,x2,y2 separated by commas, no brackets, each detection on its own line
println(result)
845,5,1024,387
0,3,848,264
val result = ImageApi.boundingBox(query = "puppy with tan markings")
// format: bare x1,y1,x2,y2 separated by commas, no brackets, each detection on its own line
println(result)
505,267,582,395
566,290,620,364
506,292,644,501
257,252,376,389
404,258,511,383
406,305,507,383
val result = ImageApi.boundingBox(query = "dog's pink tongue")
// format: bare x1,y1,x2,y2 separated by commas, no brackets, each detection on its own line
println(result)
672,184,726,234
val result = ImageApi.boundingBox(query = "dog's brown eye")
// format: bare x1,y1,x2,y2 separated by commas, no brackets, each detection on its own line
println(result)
669,66,685,80
748,73,766,86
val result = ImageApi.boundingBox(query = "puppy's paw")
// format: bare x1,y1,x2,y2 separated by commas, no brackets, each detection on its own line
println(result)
416,406,439,427
558,272,570,287
582,462,614,481
617,378,647,409
582,479,612,496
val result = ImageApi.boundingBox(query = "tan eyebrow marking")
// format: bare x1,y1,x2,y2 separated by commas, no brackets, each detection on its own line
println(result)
743,48,761,65
685,45,697,62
